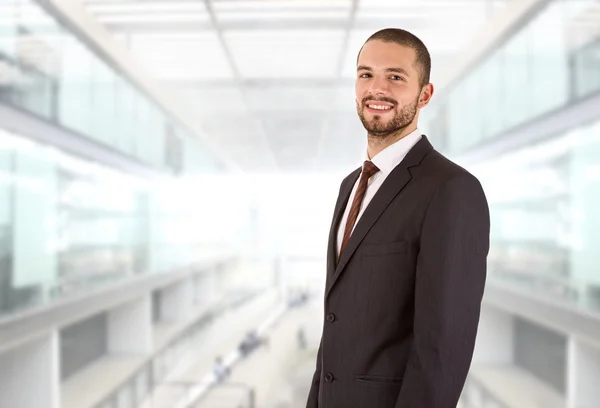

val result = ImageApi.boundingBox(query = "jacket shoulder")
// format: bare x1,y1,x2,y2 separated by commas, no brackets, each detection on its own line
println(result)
420,148,482,186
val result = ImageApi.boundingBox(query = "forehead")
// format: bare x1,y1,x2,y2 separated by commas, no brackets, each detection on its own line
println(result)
357,40,417,72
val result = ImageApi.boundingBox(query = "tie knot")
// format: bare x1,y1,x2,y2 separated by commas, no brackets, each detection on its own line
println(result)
362,161,379,178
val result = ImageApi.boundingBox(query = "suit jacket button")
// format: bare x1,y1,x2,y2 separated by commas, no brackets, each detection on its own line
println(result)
326,313,336,322
325,372,334,382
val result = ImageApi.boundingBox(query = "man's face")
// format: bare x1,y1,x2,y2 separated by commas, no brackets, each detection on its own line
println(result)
355,40,424,138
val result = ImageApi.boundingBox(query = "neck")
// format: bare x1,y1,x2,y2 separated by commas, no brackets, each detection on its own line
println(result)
367,124,417,159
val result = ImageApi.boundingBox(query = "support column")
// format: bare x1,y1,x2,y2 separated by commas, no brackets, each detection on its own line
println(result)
461,305,515,408
193,271,214,306
160,277,193,322
472,304,515,365
0,331,59,408
567,337,600,408
108,295,152,355
207,266,218,304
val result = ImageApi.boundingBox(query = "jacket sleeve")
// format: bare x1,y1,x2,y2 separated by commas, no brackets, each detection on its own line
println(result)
306,337,323,408
394,174,490,408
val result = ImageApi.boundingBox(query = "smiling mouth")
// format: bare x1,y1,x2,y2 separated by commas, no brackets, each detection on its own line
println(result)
366,104,393,111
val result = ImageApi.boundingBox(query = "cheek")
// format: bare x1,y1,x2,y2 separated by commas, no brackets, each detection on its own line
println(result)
355,83,368,100
355,96,362,109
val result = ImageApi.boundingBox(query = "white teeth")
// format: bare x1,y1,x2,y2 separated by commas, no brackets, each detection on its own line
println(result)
368,104,392,110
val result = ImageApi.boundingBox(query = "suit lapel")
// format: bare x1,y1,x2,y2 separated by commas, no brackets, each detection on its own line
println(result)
325,135,434,298
326,168,361,279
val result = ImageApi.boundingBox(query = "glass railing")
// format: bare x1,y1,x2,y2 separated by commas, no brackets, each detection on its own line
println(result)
0,0,219,173
0,126,238,320
424,0,600,154
469,116,600,314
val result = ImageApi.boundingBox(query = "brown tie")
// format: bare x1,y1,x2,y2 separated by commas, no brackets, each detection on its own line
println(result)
340,160,380,254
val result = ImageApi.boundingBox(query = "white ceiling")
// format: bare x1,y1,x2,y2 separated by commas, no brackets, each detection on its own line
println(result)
82,0,511,173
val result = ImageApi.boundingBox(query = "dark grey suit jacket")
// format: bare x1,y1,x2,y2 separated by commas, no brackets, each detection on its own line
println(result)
306,135,490,408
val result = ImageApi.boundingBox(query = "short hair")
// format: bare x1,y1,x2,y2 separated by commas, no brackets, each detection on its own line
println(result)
358,28,431,88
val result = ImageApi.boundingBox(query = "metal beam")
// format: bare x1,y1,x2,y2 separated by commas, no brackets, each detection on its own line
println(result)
201,0,279,171
203,0,240,80
102,18,442,33
103,19,342,32
165,77,355,89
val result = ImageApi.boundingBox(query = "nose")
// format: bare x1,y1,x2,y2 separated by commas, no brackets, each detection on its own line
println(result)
368,75,390,96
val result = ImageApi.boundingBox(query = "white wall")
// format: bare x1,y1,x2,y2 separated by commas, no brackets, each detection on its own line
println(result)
0,331,59,408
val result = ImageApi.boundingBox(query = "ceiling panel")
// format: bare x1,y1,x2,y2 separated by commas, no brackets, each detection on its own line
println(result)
170,85,249,115
81,0,513,173
128,32,234,79
244,85,336,113
86,1,207,14
197,112,278,171
217,10,351,21
213,0,352,12
224,29,346,78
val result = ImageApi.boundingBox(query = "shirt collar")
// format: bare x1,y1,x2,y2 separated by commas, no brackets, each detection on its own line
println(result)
364,128,422,176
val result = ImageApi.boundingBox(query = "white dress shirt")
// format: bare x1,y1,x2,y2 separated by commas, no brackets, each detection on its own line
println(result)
336,128,422,258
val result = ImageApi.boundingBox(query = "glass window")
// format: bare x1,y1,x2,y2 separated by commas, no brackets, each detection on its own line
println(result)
462,66,482,149
572,37,600,99
430,0,600,154
474,116,600,313
10,1,58,119
0,0,17,58
114,77,136,155
0,127,156,318
11,136,57,305
502,25,531,130
567,120,600,295
479,50,504,140
58,36,92,136
446,84,466,153
147,106,166,168
0,131,14,314
90,57,116,145
529,1,570,117
133,96,152,163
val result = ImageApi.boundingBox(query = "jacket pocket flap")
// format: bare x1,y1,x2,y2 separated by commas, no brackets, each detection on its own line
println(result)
356,374,404,384
362,241,407,256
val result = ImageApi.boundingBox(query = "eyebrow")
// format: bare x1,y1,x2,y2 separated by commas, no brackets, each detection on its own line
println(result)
357,65,410,77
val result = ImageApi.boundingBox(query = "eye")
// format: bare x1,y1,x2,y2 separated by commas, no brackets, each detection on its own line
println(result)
391,75,404,81
359,73,371,78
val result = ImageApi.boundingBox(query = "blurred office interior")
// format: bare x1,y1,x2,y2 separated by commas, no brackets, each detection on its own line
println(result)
1,0,600,407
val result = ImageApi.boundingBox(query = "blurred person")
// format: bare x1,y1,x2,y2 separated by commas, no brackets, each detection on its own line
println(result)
213,355,229,382
297,326,307,350
238,329,261,357
306,28,490,408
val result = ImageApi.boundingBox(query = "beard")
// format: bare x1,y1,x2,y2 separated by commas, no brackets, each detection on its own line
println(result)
357,95,419,139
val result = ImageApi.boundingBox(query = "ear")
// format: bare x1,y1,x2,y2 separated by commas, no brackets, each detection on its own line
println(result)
418,83,434,109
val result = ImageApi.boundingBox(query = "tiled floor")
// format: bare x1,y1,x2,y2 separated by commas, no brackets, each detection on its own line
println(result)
195,299,322,408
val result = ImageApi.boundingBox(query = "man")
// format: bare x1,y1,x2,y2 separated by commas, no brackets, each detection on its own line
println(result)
306,28,490,408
